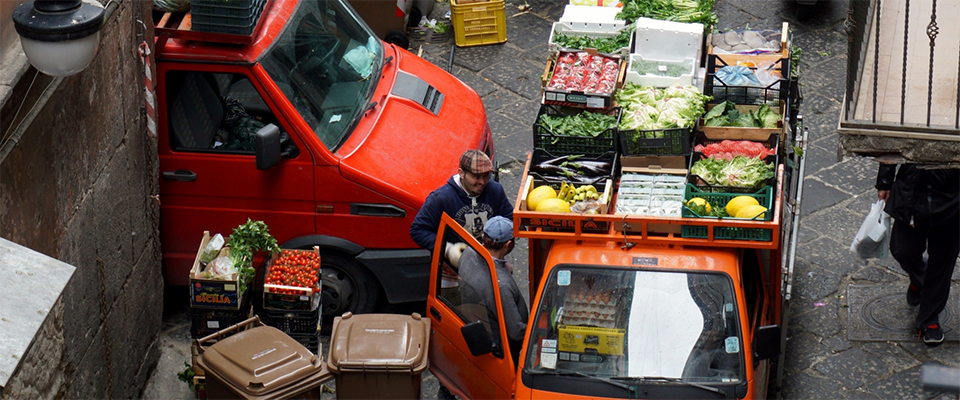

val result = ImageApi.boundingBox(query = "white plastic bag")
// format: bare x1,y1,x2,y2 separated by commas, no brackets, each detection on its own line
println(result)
850,200,892,259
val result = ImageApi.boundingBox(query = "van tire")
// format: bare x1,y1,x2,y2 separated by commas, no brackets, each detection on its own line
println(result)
320,251,379,318
385,30,410,50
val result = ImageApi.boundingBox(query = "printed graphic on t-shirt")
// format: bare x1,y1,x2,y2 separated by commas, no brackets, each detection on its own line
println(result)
455,204,495,239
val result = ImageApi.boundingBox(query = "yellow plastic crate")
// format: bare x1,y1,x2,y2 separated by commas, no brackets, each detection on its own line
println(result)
450,0,507,47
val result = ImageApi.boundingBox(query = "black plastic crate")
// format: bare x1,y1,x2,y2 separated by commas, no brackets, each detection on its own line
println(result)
190,296,252,339
617,127,692,156
191,0,265,36
704,55,790,106
687,133,779,193
260,308,320,335
533,104,621,158
528,148,618,186
289,332,320,354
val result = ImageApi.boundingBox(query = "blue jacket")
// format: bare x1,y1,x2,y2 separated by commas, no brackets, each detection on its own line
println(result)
410,175,514,250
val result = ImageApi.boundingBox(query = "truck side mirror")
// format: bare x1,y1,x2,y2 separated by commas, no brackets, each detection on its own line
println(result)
753,324,781,361
255,123,281,170
461,321,496,357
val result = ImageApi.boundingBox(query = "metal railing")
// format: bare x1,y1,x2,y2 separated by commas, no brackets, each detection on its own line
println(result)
840,0,960,164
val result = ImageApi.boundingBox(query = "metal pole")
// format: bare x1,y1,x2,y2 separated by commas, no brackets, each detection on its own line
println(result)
925,0,938,126
900,0,910,125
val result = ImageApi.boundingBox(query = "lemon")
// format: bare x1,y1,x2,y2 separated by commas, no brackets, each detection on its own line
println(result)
527,185,557,211
736,204,768,219
725,195,760,217
687,197,712,213
536,198,572,213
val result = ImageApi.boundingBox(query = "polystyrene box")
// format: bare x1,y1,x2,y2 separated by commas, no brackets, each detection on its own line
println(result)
633,18,703,63
625,55,696,87
548,22,634,57
559,5,625,32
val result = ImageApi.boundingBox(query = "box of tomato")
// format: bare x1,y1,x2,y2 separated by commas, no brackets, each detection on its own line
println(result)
541,50,625,109
262,247,322,311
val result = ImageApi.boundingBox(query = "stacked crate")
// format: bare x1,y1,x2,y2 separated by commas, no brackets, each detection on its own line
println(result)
260,247,323,354
188,232,253,340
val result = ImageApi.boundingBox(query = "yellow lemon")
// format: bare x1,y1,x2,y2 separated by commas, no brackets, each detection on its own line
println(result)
686,197,712,213
536,198,572,213
736,204,768,219
725,195,760,217
527,185,557,211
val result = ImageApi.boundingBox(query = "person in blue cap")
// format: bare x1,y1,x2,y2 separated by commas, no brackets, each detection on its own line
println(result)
456,215,529,366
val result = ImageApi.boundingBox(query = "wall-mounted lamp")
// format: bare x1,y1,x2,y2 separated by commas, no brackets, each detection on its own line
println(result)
12,0,106,77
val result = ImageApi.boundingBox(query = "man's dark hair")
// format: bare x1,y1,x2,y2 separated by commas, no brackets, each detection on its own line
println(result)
483,234,510,251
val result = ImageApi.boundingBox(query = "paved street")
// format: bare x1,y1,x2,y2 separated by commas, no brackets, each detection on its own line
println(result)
144,0,960,398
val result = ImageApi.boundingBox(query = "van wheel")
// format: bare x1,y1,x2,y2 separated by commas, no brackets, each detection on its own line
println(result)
320,251,379,318
385,30,410,50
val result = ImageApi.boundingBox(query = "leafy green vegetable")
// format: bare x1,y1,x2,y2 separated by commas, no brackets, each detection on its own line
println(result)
538,111,618,140
229,219,282,296
616,0,718,31
553,28,634,54
690,155,775,187
702,101,781,128
686,201,729,217
616,82,710,131
177,363,195,390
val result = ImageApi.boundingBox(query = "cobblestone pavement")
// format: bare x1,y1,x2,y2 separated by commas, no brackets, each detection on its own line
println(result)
144,0,960,398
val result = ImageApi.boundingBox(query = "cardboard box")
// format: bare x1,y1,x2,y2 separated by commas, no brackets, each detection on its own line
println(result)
542,51,626,109
558,325,625,355
189,231,244,310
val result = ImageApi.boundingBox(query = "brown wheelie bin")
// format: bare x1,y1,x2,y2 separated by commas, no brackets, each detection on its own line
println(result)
195,316,333,399
327,312,431,399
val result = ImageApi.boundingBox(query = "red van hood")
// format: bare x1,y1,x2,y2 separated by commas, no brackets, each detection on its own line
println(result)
337,47,491,208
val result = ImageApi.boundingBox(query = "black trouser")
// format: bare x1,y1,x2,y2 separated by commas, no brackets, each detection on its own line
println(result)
889,215,960,329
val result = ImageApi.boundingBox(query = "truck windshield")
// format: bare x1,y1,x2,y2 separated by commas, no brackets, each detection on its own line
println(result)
524,267,744,389
260,0,383,151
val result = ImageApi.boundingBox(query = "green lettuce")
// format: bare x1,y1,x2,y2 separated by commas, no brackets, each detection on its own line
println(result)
690,155,775,187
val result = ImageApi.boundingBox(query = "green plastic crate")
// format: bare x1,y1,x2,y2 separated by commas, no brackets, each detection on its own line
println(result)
681,184,774,241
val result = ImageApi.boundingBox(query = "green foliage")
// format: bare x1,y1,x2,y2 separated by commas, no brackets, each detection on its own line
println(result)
433,21,449,34
229,219,281,295
177,363,195,390
538,111,618,140
790,44,802,79
616,0,717,31
552,28,634,54
703,101,781,128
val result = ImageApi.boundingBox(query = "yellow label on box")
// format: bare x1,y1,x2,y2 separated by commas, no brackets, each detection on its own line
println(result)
558,325,625,355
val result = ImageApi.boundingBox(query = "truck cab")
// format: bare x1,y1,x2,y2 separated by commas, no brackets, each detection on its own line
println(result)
155,0,492,317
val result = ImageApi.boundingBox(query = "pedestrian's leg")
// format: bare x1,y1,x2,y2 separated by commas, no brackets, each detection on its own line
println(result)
915,218,960,330
890,220,927,289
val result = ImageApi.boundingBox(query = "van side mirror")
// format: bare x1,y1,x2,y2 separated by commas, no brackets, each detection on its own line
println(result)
461,321,496,357
753,325,782,361
255,123,281,170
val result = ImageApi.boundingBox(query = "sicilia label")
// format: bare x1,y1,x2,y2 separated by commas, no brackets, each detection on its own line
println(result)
195,293,233,304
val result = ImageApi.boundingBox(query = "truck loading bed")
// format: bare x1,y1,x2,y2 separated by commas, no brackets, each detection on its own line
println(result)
513,154,788,250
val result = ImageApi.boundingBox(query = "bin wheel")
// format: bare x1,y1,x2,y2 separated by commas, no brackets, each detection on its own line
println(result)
319,251,379,318
385,30,410,50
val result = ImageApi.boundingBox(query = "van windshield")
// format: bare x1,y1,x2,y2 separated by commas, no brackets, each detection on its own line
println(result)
260,0,383,151
524,267,744,389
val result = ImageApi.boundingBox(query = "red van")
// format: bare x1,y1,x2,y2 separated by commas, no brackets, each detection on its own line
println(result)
155,0,492,317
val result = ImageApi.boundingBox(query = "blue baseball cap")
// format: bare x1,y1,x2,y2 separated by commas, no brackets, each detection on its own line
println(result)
483,216,513,243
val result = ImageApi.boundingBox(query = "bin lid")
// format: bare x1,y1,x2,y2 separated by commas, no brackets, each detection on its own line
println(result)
327,313,431,373
196,326,332,398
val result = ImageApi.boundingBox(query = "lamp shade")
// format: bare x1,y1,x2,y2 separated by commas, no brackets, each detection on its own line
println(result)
12,0,105,76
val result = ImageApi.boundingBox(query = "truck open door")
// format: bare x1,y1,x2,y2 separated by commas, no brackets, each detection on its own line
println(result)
426,213,516,399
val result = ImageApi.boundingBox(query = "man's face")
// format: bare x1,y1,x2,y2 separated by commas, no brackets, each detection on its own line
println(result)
459,169,491,196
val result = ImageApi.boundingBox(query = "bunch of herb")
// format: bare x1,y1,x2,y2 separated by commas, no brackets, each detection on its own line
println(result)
553,28,633,54
790,44,802,79
631,58,692,77
538,111,618,141
229,219,282,295
616,0,718,31
703,100,780,128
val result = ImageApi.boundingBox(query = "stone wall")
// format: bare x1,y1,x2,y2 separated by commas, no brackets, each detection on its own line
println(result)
0,1,162,398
